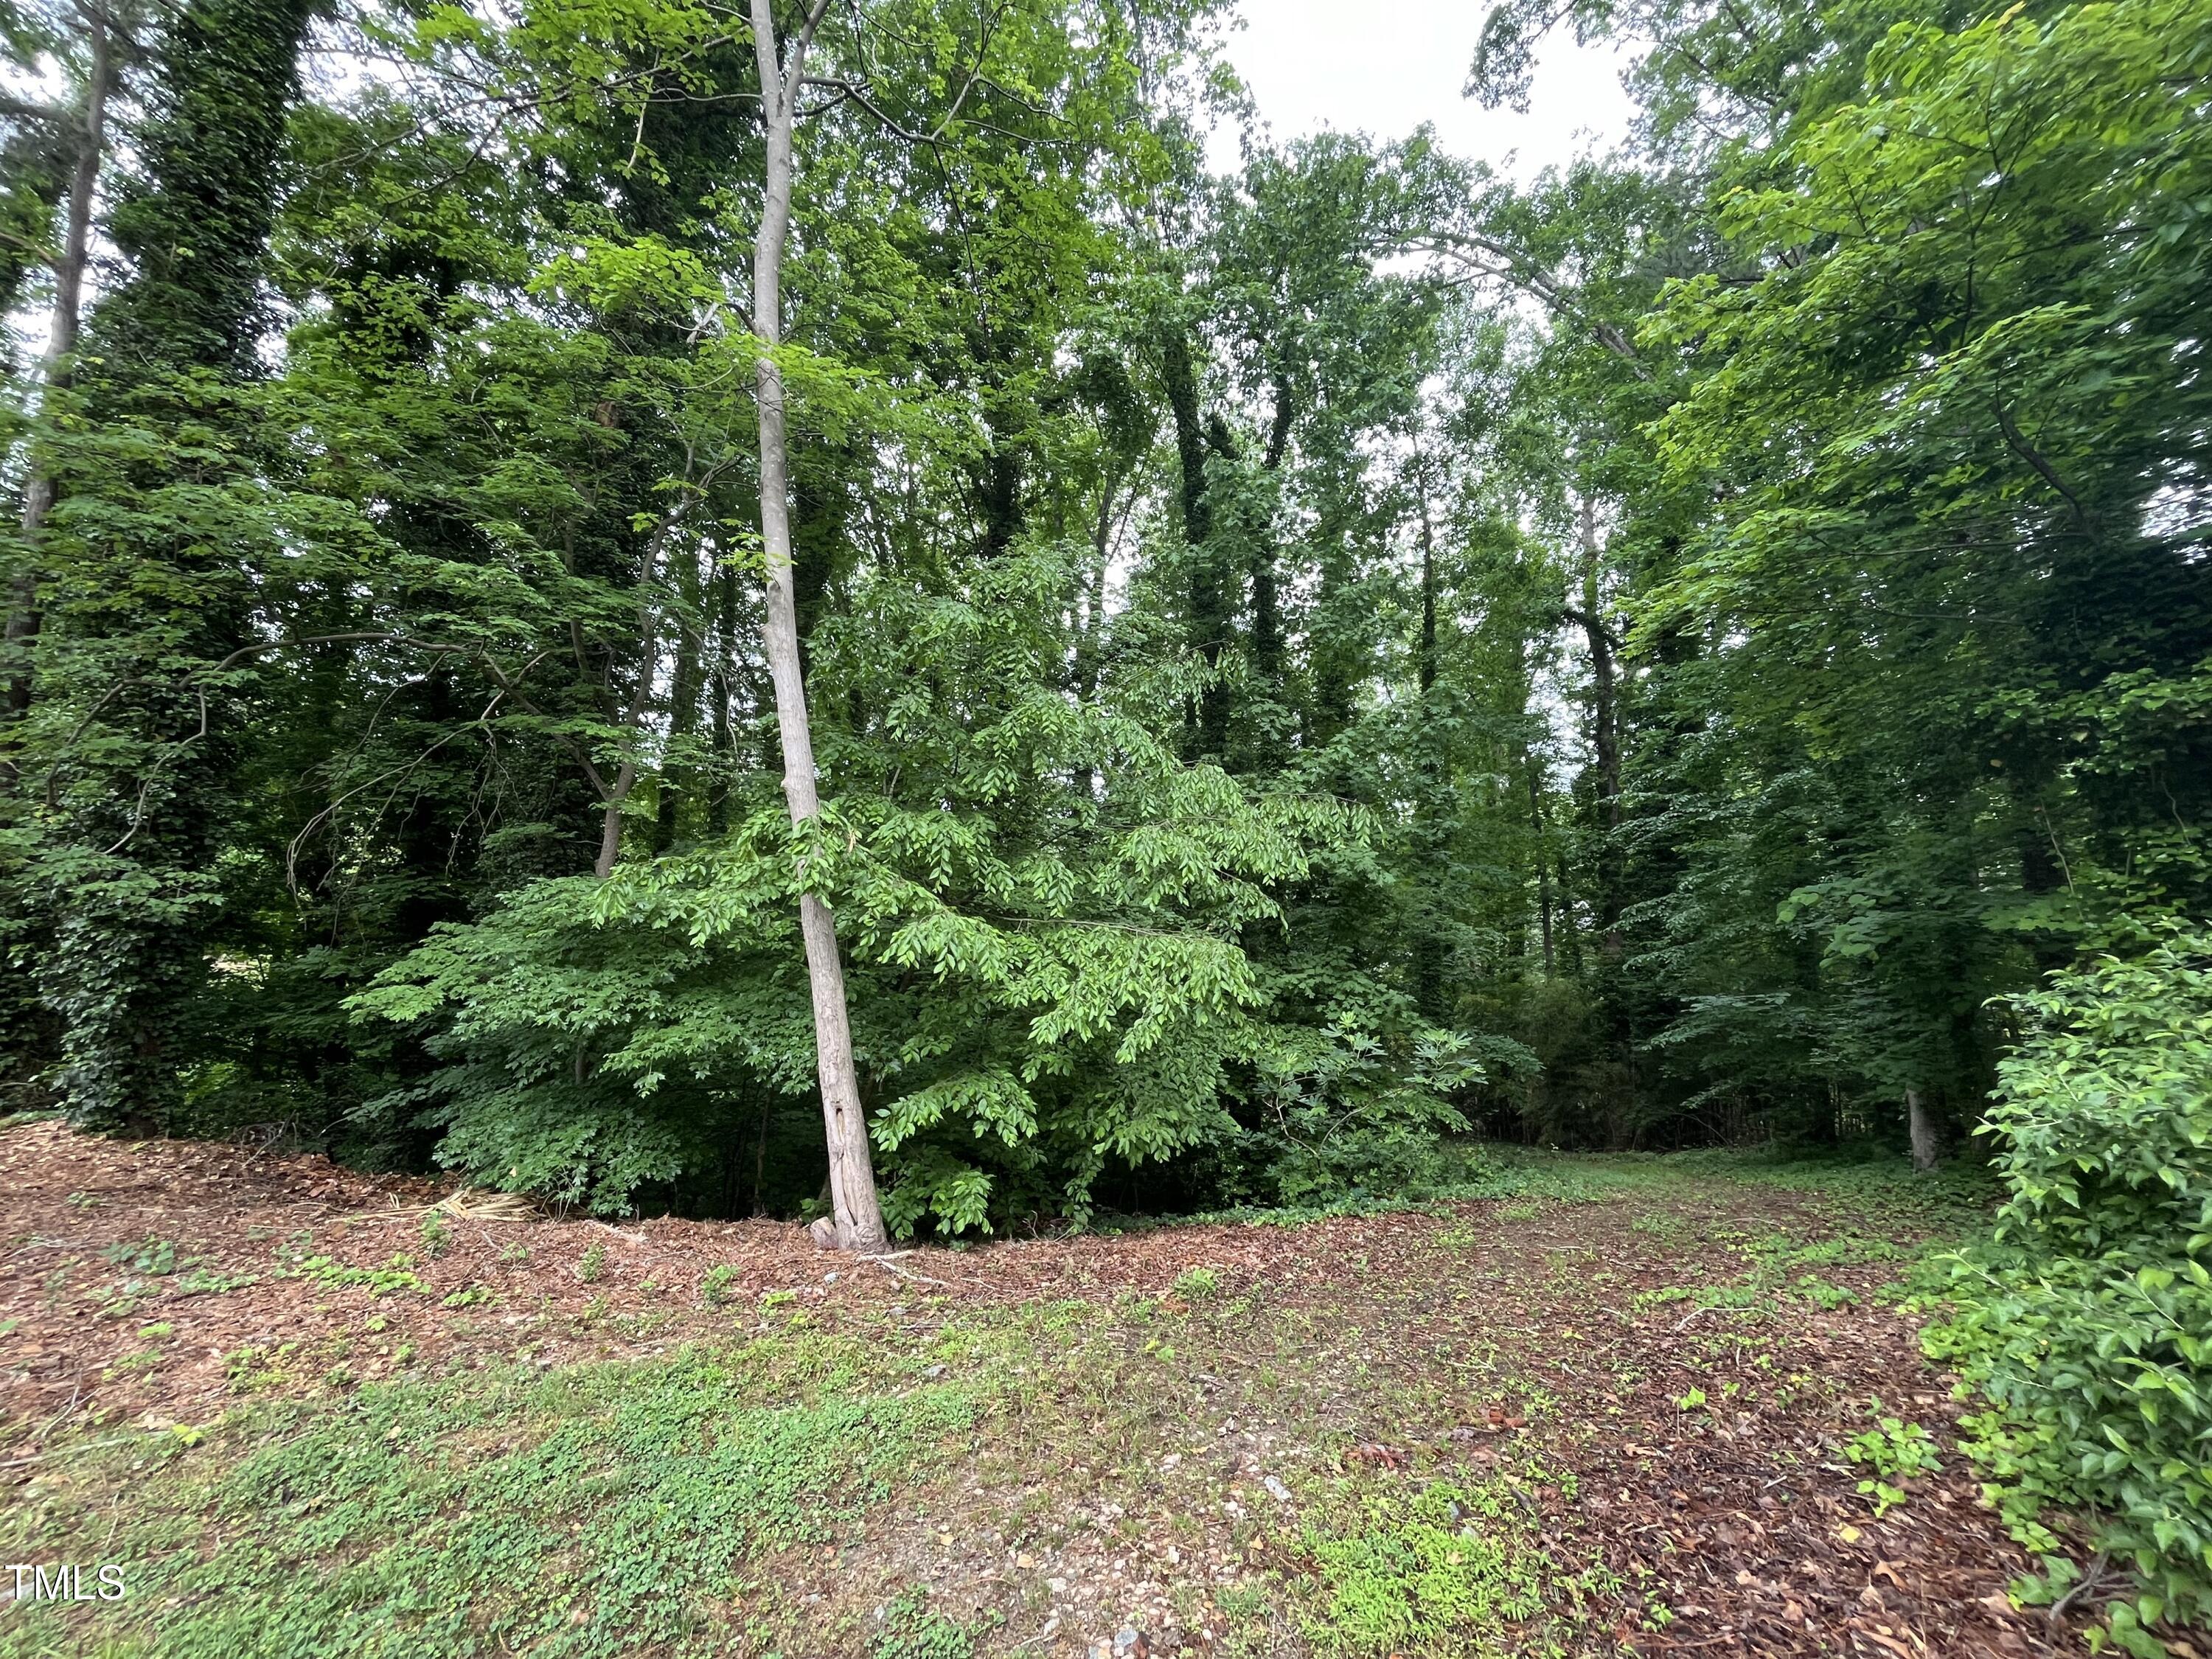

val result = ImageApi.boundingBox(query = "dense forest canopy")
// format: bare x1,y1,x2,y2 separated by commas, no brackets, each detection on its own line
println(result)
0,0,2205,1228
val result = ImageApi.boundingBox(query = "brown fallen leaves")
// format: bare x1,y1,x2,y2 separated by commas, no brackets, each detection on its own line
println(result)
0,1119,2111,1657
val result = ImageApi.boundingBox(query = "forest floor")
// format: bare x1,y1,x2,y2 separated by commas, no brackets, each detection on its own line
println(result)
0,1119,2132,1659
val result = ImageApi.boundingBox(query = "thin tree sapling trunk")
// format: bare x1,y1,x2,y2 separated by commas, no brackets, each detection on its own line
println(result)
6,5,113,722
748,0,887,1251
1526,746,1554,975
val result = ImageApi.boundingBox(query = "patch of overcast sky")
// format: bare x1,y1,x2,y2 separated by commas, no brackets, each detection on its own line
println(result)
1206,1,1639,181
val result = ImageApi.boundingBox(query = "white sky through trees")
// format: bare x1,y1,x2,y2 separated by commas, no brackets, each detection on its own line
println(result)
1208,1,1638,177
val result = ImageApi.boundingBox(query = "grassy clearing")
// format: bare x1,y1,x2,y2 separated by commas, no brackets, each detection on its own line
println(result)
3,1325,984,1659
2,1151,2042,1659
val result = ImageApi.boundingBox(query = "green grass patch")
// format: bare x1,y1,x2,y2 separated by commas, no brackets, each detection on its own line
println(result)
1,1334,981,1659
871,1587,995,1658
1290,1474,1587,1658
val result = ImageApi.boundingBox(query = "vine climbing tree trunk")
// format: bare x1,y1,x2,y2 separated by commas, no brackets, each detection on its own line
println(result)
748,0,887,1252
39,0,319,1130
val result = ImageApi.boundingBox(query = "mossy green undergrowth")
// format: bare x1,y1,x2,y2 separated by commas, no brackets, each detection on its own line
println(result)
1,1332,981,1659
1290,1472,1602,1658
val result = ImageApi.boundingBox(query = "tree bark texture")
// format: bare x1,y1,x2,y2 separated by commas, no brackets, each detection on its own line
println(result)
749,0,887,1251
1907,1086,1940,1172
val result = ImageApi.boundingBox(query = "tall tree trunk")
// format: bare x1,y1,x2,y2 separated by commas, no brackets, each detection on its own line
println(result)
1070,465,1120,799
1161,326,1212,546
655,545,705,852
1575,493,1621,839
5,7,112,723
1568,489,1634,1139
591,498,688,878
708,549,738,836
749,0,886,1252
1161,325,1232,760
1250,374,1293,695
1907,1086,1939,1172
1526,746,1554,975
1411,455,1445,1015
1567,491,1623,956
1416,466,1439,697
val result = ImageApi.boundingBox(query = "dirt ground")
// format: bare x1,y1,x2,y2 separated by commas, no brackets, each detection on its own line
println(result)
0,1120,2163,1658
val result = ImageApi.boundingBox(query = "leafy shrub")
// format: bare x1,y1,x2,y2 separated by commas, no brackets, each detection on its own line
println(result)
102,1237,178,1276
288,1252,425,1298
349,553,1335,1233
1926,933,2212,1649
577,1240,607,1284
344,547,1527,1235
1250,1021,1531,1206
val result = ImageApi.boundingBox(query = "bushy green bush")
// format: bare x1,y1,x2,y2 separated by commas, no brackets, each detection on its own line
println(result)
1926,933,2212,1652
347,548,1326,1230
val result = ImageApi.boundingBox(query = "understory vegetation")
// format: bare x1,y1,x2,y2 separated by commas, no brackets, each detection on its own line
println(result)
0,0,2207,1646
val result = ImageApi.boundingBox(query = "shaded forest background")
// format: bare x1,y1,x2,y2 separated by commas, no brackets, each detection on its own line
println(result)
0,0,2206,1235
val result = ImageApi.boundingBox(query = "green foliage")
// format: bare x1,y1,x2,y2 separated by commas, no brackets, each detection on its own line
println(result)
1927,934,2212,1641
1172,1265,1221,1300
1,0,2206,1592
1297,1478,1552,1656
102,1236,177,1276
346,538,1375,1228
1627,0,2212,1148
872,1589,987,1659
0,1343,977,1657
288,1252,426,1298
1844,1408,1941,1518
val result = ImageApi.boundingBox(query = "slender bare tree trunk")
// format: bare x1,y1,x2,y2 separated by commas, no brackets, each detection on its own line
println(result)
1907,1086,1939,1172
749,0,886,1251
5,7,112,723
1566,490,1624,967
1526,748,1554,975
1575,492,1621,838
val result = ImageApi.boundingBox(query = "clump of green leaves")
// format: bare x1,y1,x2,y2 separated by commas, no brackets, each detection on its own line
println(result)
1927,934,2212,1647
577,1240,607,1284
291,1253,425,1298
103,1237,178,1276
1172,1265,1220,1300
1844,1406,1940,1518
1793,1274,1857,1310
174,1266,259,1297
